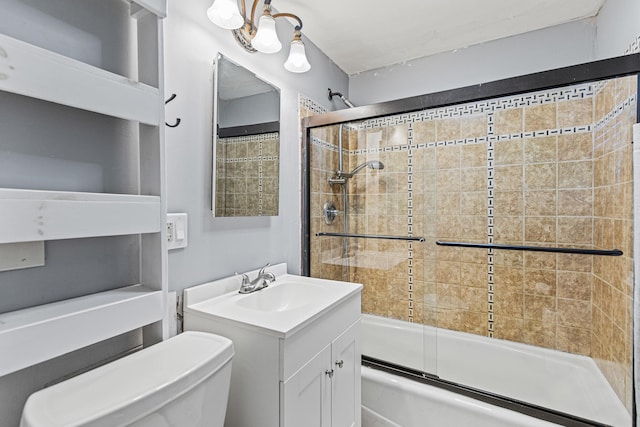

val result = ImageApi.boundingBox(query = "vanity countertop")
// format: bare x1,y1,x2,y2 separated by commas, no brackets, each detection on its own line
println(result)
183,265,362,338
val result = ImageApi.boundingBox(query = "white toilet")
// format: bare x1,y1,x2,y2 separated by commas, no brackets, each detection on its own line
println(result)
20,331,234,427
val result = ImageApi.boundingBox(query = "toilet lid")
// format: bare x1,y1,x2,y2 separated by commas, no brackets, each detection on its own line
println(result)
20,331,233,427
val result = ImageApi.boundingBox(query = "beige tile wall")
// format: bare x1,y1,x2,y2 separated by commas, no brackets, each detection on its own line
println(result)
492,103,596,353
305,76,636,412
214,133,279,216
592,76,636,410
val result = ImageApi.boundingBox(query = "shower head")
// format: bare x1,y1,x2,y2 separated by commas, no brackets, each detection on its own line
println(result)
346,160,385,177
368,160,385,170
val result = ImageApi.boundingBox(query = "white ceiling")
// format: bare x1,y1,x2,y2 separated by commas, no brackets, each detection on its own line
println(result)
276,0,606,75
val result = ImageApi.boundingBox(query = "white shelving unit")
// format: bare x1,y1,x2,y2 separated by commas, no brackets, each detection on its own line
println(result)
0,189,161,244
0,0,168,377
0,33,161,126
0,285,163,376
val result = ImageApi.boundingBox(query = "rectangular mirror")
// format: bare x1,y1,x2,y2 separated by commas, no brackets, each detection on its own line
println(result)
212,53,280,217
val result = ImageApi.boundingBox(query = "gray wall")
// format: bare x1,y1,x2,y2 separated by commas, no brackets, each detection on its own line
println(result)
218,91,280,128
164,0,348,291
349,19,597,105
595,0,640,58
349,0,640,106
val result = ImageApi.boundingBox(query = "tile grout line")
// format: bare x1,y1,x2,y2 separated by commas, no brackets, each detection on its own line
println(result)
258,140,263,216
487,112,495,338
407,123,414,322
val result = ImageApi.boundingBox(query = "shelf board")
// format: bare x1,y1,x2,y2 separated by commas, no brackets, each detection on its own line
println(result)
0,189,161,244
0,285,163,376
0,33,161,125
129,0,167,18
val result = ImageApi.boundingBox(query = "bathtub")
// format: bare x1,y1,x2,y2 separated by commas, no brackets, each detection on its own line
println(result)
362,367,558,427
361,314,631,427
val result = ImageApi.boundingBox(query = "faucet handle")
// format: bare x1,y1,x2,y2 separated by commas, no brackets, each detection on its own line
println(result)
258,262,271,276
235,272,250,285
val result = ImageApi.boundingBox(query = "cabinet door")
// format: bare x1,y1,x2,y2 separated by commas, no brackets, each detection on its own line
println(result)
331,321,361,427
282,344,332,427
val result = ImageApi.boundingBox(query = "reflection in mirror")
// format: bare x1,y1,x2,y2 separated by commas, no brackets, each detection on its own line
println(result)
212,53,280,217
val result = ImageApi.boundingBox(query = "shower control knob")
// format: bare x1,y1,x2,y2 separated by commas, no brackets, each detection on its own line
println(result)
325,369,334,378
335,360,344,368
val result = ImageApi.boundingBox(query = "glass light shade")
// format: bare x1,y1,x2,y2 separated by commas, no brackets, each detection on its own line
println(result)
251,14,282,53
284,39,311,73
207,0,243,30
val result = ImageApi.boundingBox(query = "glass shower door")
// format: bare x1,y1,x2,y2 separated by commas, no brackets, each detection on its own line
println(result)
308,122,438,375
425,76,636,426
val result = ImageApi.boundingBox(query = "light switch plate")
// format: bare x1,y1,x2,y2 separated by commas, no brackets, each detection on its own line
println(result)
167,213,188,250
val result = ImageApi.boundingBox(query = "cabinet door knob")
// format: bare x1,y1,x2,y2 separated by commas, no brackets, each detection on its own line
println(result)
335,360,344,368
325,369,334,378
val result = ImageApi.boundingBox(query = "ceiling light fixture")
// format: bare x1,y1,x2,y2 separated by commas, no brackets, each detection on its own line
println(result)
207,0,311,73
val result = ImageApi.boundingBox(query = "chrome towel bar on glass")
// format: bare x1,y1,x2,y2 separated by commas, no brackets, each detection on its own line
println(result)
435,241,623,256
316,232,425,242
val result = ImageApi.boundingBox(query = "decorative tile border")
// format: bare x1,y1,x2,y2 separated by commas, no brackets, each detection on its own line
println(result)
343,125,594,157
300,95,329,115
357,83,595,131
218,132,279,144
407,123,415,322
624,34,640,54
486,113,495,337
310,136,341,152
594,92,638,130
220,156,279,163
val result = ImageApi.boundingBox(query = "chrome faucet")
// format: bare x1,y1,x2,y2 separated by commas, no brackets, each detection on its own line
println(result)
238,263,276,294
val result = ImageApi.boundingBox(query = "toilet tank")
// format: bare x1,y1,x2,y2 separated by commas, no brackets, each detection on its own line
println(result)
20,331,234,427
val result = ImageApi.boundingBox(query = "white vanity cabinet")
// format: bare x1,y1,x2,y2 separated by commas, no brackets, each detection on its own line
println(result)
183,266,362,427
283,320,360,427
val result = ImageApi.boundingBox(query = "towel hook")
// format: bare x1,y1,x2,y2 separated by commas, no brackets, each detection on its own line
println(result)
165,93,181,128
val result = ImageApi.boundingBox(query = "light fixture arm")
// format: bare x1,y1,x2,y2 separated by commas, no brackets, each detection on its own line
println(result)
235,0,262,37
271,12,303,31
230,0,305,38
248,0,261,32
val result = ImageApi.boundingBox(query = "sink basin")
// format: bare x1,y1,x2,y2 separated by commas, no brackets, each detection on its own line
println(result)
236,283,328,312
183,265,363,337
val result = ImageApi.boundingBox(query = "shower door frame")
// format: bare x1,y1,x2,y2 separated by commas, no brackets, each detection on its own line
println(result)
301,53,640,427
302,53,640,275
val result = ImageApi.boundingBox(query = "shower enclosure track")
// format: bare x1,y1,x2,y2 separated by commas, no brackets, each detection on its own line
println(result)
316,232,425,242
435,241,623,256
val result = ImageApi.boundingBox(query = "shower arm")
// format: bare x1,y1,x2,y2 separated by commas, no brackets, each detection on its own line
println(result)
337,160,384,179
328,88,356,108
347,162,369,176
